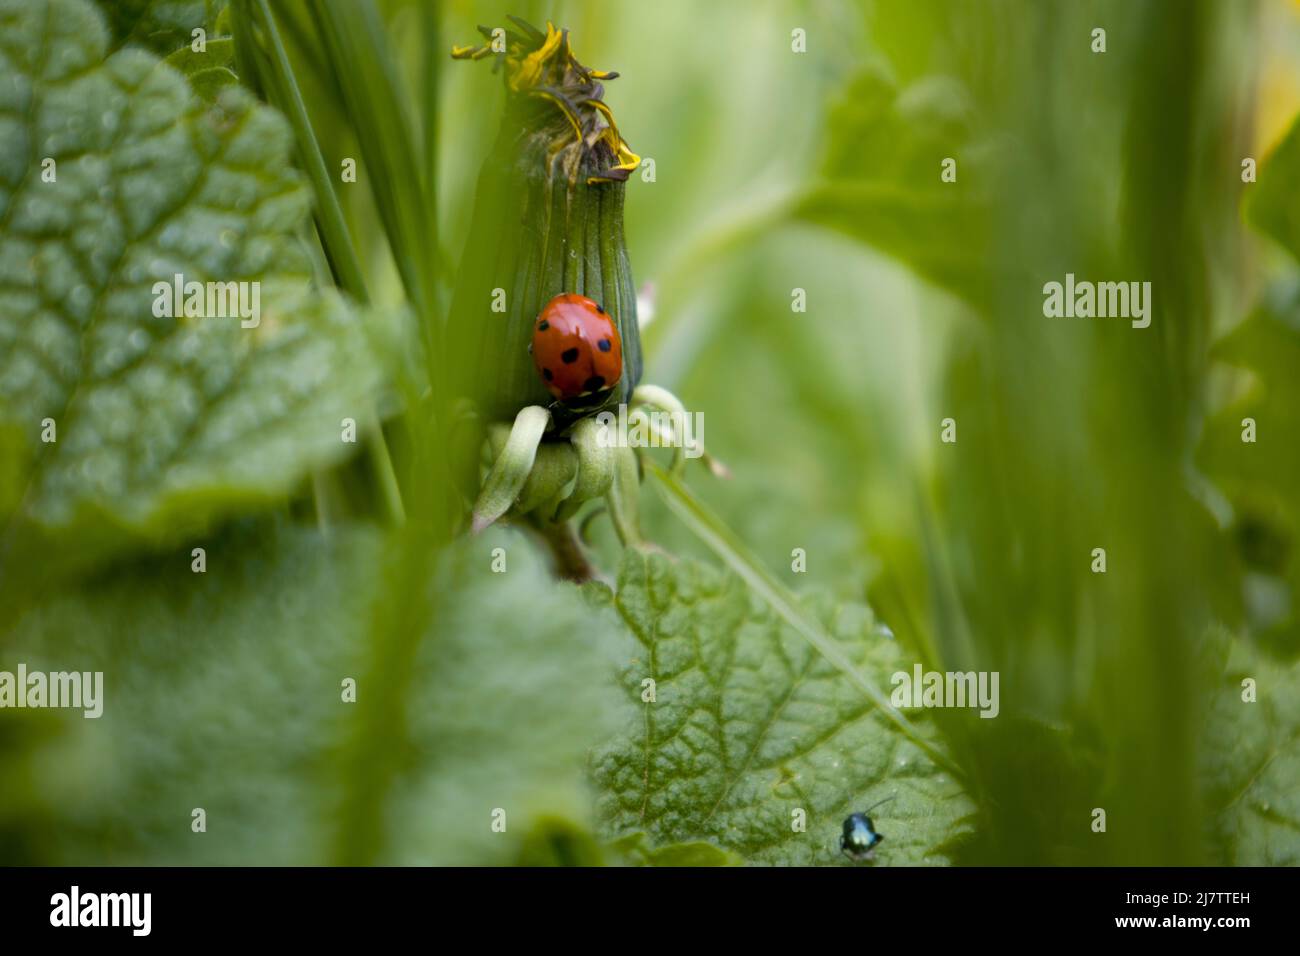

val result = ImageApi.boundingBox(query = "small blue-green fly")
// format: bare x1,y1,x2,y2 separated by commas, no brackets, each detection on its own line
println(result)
840,796,896,862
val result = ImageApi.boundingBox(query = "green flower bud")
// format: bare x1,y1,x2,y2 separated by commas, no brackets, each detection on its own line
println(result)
448,18,643,432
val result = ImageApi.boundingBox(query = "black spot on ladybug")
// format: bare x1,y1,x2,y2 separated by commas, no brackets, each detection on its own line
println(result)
583,375,606,393
538,319,550,331
598,338,612,352
543,368,554,381
561,348,580,364
595,303,605,314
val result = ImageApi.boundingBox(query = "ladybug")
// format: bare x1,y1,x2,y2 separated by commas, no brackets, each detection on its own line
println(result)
529,293,623,404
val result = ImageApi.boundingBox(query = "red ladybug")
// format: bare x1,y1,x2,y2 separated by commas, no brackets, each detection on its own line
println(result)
530,293,623,403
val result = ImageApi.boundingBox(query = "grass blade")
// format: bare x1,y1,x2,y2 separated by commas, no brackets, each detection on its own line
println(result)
247,0,369,302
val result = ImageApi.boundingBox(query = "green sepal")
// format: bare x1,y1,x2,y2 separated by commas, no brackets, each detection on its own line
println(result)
471,405,550,533
515,440,579,516
554,416,616,522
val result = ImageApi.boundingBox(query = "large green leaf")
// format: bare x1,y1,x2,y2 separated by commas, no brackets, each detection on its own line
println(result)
0,0,380,577
1200,636,1300,865
0,522,622,864
588,550,973,865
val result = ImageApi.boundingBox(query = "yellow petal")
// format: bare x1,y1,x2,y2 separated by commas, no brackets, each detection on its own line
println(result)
510,21,564,91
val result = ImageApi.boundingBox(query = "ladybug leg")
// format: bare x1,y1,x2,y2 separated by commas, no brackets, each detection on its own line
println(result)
471,405,551,533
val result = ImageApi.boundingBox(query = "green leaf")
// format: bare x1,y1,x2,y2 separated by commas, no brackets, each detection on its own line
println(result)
1200,636,1300,865
588,550,973,865
647,462,956,773
374,528,627,866
610,831,744,867
0,0,381,577
162,37,237,104
0,522,623,864
792,67,994,308
92,0,228,56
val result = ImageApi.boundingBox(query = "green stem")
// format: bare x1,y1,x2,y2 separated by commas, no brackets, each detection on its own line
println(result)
532,518,597,582
367,425,406,525
311,469,349,532
308,0,451,529
242,0,406,526
251,0,369,302
308,0,431,319
420,2,441,297
229,2,264,98
269,1,334,98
